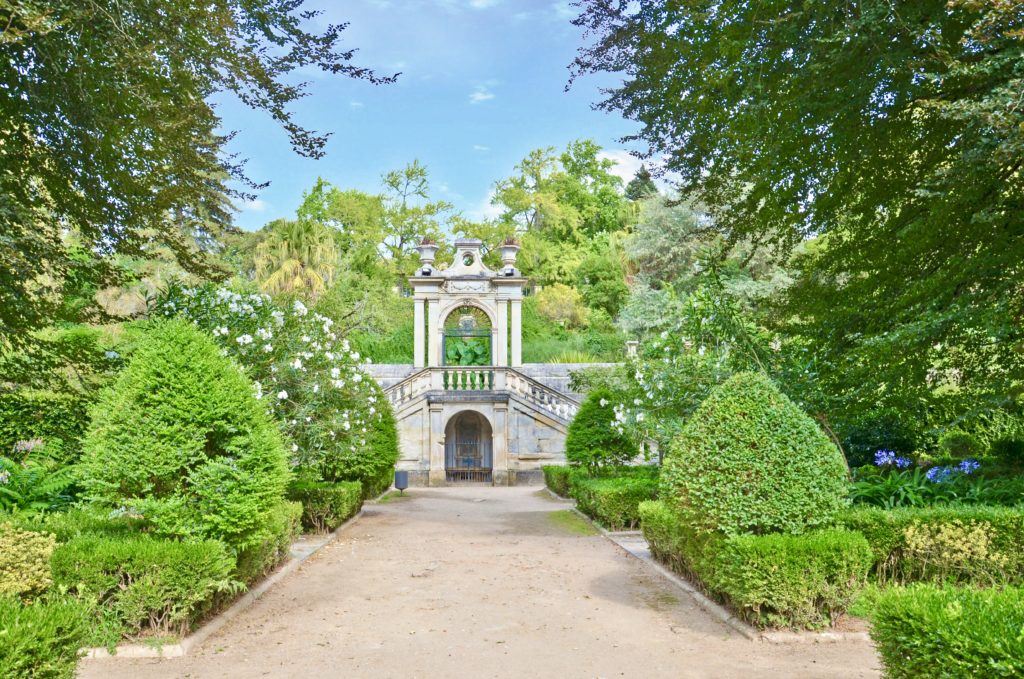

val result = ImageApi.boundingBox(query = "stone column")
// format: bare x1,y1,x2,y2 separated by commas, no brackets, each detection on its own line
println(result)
413,299,425,368
495,299,508,367
492,404,509,486
427,299,440,368
428,403,446,486
510,299,523,367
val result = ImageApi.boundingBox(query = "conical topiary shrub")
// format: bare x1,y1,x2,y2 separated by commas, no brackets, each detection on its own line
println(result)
661,372,848,536
566,388,639,471
80,319,290,549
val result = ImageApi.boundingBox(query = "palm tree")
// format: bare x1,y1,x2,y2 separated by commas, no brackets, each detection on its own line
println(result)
254,219,340,299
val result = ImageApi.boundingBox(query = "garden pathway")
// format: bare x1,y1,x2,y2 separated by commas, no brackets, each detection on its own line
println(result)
78,486,880,679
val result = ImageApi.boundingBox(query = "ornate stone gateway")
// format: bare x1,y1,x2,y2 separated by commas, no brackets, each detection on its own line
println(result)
363,238,612,486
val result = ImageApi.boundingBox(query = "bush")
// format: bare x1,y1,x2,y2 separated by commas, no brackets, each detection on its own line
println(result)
51,535,239,640
991,437,1024,466
661,372,849,536
6,507,146,542
565,388,640,471
0,526,55,600
287,481,362,533
870,585,1024,678
542,465,574,497
639,501,872,629
79,319,290,550
938,430,985,460
572,476,658,531
535,283,588,328
154,284,399,493
0,596,90,679
0,390,91,464
234,501,302,585
0,452,77,513
835,505,1024,586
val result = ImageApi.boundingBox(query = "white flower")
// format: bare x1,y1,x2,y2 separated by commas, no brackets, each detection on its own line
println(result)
302,335,310,343
312,383,320,393
332,379,345,389
342,421,351,431
599,398,608,407
770,338,782,352
292,358,303,370
263,343,273,353
217,326,229,336
369,406,376,415
254,382,263,400
698,346,706,357
352,373,362,383
277,390,288,400
636,412,646,422
330,367,341,379
271,310,285,327
633,398,642,406
350,352,360,362
236,334,253,345
291,444,298,452
293,300,308,316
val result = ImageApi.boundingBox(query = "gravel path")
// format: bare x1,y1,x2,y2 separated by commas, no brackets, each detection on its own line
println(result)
79,486,880,679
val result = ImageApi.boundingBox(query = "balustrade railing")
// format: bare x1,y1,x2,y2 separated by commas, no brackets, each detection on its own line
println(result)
443,367,494,391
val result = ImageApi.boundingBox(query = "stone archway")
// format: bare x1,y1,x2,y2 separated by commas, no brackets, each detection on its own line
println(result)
444,410,493,483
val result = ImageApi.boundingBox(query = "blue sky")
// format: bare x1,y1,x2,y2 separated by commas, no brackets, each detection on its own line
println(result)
218,0,643,231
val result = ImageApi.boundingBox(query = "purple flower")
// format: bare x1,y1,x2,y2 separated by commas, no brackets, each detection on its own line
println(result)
874,449,896,466
958,459,981,475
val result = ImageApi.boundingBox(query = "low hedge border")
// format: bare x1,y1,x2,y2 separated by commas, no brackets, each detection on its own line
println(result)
870,584,1024,678
639,500,873,629
835,505,1024,586
572,476,658,531
287,480,363,533
0,596,90,679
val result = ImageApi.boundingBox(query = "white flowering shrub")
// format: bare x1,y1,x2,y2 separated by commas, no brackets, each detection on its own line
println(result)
154,282,399,496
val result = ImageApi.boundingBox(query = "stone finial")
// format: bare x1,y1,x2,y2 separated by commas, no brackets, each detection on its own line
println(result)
496,237,520,268
416,238,439,267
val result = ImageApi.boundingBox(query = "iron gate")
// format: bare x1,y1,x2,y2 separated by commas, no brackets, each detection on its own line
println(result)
445,414,493,483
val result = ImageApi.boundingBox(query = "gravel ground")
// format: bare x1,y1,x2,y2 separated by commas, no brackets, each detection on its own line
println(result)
78,486,881,679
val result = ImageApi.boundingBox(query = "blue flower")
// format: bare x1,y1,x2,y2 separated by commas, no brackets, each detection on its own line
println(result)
958,459,980,475
894,456,912,469
874,449,896,466
925,466,953,483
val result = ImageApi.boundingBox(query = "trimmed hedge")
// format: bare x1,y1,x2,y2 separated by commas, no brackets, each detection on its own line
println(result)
639,501,872,629
0,526,55,600
79,319,291,550
0,596,89,679
235,500,303,584
661,372,849,536
835,505,1024,586
288,481,363,533
572,476,658,531
871,585,1024,678
51,535,239,641
542,465,574,498
565,388,639,470
6,507,146,542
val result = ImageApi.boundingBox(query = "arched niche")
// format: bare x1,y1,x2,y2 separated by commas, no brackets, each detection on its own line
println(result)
444,410,493,482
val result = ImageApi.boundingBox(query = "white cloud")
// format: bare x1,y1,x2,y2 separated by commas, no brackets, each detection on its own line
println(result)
242,198,267,212
349,101,365,109
473,144,490,152
469,85,495,104
598,149,644,184
466,189,503,222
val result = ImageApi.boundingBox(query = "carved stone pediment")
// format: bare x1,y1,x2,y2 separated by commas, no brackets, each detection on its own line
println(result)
445,280,491,294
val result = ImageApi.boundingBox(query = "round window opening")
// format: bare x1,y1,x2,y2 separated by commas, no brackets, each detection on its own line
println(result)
462,252,475,266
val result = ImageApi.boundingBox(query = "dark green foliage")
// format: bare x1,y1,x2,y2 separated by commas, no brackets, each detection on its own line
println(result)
991,438,1024,466
662,372,848,536
870,585,1024,679
5,507,146,543
1,0,389,348
850,466,1024,509
572,475,658,531
234,501,302,585
840,411,924,469
0,391,90,464
624,164,658,201
79,319,291,550
565,388,639,471
0,453,78,513
542,465,574,498
835,506,1024,586
287,481,363,533
938,431,984,460
0,596,89,679
51,535,239,640
639,501,872,629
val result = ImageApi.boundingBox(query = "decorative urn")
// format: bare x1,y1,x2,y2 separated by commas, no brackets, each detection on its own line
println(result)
496,239,520,268
416,240,440,267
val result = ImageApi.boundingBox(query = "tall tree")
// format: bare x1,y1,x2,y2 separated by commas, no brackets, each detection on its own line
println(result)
381,160,453,271
573,1,1024,412
0,0,391,349
625,165,658,201
254,218,341,300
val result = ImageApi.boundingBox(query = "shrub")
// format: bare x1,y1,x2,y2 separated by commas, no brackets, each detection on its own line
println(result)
154,284,399,493
0,390,91,464
572,476,658,531
6,507,146,542
0,526,55,600
938,430,985,460
839,409,923,468
234,501,302,584
661,372,849,536
543,465,573,497
535,283,588,328
51,535,239,640
639,501,872,629
565,388,640,471
0,596,90,679
991,437,1024,466
870,585,1024,678
835,505,1024,586
288,481,362,533
79,319,290,550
